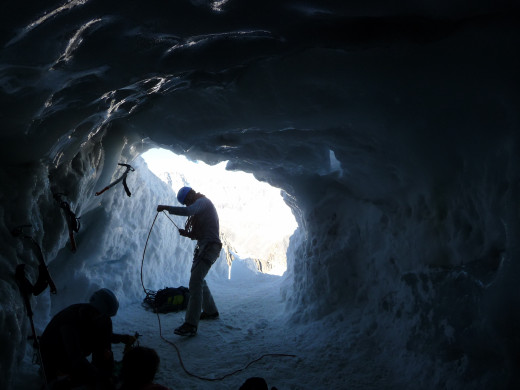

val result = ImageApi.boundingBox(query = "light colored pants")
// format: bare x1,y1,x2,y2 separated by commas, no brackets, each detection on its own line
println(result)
185,242,221,327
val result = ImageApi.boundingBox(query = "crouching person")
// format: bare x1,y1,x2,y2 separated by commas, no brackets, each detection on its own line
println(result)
40,288,135,390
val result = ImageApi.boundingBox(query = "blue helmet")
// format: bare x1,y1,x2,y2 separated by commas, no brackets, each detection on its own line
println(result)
177,186,192,205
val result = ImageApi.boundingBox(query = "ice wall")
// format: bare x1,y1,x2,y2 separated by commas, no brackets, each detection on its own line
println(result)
282,135,519,388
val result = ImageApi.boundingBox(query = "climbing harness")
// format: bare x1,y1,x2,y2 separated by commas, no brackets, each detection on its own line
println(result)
11,225,57,294
95,163,135,197
53,193,80,253
141,212,296,382
182,192,206,240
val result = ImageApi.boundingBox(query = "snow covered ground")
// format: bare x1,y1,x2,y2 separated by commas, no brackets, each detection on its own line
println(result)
15,259,392,390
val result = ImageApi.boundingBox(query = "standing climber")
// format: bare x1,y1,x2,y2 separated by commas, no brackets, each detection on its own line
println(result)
39,288,136,389
157,186,222,336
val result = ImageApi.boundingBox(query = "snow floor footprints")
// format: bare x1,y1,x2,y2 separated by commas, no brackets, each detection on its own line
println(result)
215,323,245,345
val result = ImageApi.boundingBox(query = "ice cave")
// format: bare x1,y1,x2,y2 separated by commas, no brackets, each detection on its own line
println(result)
1,1,519,389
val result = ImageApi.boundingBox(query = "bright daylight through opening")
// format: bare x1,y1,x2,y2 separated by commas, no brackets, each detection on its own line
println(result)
141,148,297,276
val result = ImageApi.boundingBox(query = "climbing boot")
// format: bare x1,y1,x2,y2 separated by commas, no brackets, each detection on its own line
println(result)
174,322,197,337
200,311,219,320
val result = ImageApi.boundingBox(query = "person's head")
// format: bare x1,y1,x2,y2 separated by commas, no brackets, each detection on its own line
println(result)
177,186,195,205
121,346,160,387
239,377,268,390
89,288,119,317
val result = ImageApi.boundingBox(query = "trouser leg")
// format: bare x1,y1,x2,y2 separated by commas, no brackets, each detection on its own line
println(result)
185,242,222,328
185,260,212,328
202,280,218,314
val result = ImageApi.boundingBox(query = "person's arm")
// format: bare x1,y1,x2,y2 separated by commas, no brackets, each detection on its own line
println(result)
111,332,136,345
157,198,207,216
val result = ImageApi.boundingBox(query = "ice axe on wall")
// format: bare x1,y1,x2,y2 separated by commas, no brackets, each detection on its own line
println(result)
15,264,50,387
12,225,57,388
95,163,135,197
53,193,80,253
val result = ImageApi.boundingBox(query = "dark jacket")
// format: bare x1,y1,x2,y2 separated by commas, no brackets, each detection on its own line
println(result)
40,303,115,386
166,197,221,244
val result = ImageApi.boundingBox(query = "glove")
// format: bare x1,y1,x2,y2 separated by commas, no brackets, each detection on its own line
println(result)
157,205,168,212
120,334,137,345
178,229,188,237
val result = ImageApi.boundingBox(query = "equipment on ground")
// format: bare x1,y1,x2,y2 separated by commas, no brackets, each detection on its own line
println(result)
95,163,135,197
142,286,190,313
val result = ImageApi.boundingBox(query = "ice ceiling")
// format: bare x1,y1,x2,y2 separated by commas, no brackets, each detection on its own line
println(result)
1,1,519,389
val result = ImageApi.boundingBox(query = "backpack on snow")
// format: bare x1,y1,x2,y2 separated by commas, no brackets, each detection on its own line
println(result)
143,286,190,313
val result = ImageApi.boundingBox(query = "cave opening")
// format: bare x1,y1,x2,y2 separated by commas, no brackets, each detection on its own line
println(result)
141,147,298,278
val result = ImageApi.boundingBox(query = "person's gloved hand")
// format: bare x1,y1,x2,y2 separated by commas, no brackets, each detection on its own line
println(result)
157,205,168,212
120,334,137,345
178,229,188,237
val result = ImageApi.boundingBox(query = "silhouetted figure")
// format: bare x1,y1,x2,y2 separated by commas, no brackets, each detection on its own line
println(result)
157,186,222,337
39,288,135,389
119,346,170,390
239,377,278,390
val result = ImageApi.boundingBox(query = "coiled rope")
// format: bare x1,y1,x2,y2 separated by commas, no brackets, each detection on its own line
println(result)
140,211,296,381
